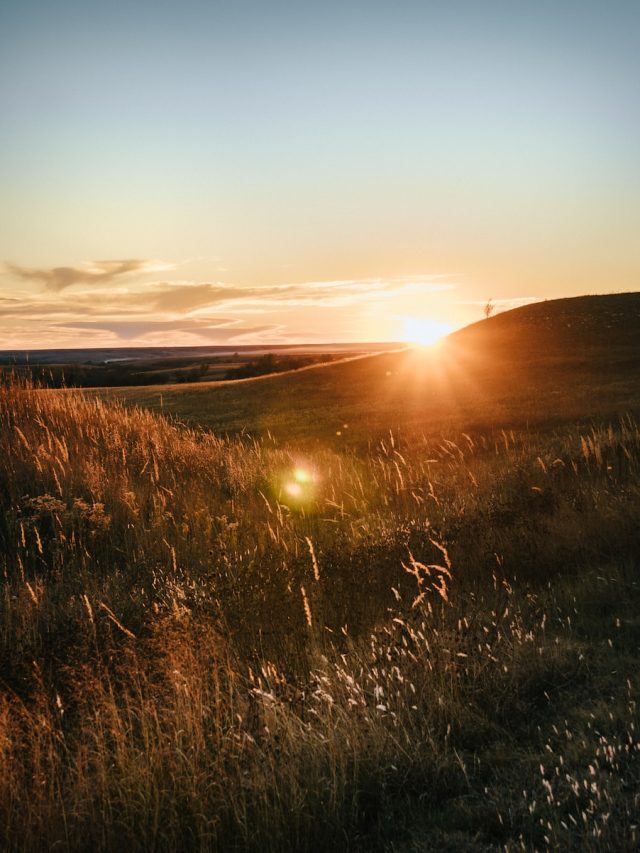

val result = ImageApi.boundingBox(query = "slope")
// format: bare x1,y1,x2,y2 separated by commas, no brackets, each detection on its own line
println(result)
100,292,640,444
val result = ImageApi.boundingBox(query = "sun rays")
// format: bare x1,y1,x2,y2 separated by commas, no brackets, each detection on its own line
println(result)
399,316,453,348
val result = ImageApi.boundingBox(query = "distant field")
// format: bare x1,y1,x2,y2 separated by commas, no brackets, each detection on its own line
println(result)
0,342,401,389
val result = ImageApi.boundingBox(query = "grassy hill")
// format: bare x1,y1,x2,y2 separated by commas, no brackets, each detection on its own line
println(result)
1,293,639,850
98,292,640,444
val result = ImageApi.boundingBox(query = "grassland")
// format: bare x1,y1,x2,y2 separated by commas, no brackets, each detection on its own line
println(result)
1,293,640,850
96,293,640,445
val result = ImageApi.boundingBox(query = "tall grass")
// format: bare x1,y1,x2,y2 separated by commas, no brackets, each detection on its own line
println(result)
1,376,639,850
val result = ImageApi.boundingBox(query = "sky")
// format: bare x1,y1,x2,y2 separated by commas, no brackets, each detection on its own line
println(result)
1,0,639,348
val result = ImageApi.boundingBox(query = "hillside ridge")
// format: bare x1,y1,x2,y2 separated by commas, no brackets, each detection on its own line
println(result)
92,292,640,443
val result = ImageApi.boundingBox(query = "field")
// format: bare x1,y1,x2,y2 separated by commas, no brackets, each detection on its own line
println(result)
0,343,396,389
1,293,640,850
97,293,640,444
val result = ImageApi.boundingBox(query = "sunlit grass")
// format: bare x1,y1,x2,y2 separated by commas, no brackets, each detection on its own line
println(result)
0,373,639,850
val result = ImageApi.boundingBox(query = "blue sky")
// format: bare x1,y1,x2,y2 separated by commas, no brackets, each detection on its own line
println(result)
1,0,639,346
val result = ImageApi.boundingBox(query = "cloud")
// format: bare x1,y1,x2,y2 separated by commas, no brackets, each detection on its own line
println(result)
458,296,541,310
5,259,171,291
460,297,540,306
58,319,279,343
1,266,458,347
149,276,456,313
152,284,248,312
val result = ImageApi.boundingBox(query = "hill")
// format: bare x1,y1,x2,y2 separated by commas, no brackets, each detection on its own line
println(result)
99,292,640,443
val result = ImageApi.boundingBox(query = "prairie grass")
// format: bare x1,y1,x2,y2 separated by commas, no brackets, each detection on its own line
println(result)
1,374,639,850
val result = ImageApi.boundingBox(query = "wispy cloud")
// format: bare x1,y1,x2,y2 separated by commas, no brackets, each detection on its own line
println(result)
5,260,172,292
59,319,280,343
149,276,456,313
1,264,460,347
459,296,541,309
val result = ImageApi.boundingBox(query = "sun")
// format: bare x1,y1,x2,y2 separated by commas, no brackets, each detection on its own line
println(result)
400,316,453,347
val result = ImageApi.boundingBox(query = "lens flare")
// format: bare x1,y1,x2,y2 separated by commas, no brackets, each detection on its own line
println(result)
284,481,303,498
278,464,319,508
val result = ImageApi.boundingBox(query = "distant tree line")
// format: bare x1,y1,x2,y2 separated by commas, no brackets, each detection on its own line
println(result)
224,353,319,380
0,363,212,388
0,354,329,388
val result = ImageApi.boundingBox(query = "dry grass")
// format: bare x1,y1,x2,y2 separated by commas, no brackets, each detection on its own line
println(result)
1,374,639,850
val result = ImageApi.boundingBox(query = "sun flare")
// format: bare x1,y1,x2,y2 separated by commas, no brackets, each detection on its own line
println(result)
278,464,319,507
400,316,453,347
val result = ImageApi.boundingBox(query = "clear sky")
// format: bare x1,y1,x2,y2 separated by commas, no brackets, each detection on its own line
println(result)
1,0,639,348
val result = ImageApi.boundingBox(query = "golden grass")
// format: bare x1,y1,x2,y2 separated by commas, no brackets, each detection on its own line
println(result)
0,375,639,850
